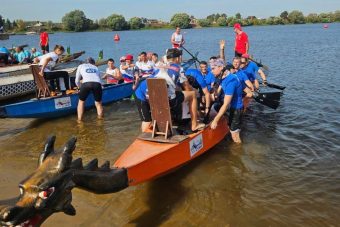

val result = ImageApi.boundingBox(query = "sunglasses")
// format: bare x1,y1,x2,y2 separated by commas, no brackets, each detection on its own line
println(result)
240,62,246,64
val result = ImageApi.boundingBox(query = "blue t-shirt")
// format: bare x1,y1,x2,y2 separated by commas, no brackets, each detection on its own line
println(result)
204,71,216,91
168,63,181,86
235,70,250,89
242,61,259,82
32,51,42,59
134,74,157,101
184,69,208,90
220,74,243,109
15,51,26,63
0,47,10,55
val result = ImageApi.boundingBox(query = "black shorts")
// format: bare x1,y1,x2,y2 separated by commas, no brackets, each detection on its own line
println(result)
78,82,102,102
235,51,243,57
169,91,185,122
135,98,151,122
0,53,9,64
228,108,243,132
40,44,49,52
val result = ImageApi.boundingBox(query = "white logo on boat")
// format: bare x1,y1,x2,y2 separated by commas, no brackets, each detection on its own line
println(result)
190,134,203,157
54,97,71,109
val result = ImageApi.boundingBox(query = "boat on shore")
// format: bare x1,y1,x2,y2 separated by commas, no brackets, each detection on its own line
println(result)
0,82,133,118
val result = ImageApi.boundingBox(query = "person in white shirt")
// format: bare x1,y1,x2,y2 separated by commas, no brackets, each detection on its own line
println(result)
135,51,154,78
75,57,103,121
102,58,122,84
171,27,185,48
37,45,71,94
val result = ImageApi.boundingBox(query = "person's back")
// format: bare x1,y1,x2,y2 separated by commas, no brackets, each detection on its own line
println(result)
241,60,258,83
0,47,10,65
76,63,101,85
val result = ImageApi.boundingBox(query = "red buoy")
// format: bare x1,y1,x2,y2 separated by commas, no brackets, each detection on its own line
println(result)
114,34,120,41
323,24,329,29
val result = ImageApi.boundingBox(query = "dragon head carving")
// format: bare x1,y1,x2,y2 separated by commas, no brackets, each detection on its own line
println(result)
0,136,128,227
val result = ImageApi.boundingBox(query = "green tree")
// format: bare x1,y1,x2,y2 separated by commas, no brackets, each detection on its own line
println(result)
206,14,216,23
62,10,91,31
235,13,242,20
46,20,54,30
306,13,320,23
106,14,128,31
333,10,340,22
5,19,11,30
170,13,191,28
280,11,289,19
288,10,305,24
216,17,227,26
198,19,211,27
129,17,144,29
319,12,332,23
0,15,3,28
15,19,26,31
98,18,108,29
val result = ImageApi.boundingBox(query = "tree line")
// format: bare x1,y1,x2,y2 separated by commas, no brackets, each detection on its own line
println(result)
1,10,339,33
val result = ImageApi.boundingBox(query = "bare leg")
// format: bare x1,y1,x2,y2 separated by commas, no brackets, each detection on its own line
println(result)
141,121,151,132
77,100,85,121
95,101,104,119
183,90,204,131
231,131,242,143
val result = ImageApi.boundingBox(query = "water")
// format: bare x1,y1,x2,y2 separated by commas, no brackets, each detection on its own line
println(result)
1,24,340,226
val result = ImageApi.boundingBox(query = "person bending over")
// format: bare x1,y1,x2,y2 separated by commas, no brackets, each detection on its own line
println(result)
76,57,103,121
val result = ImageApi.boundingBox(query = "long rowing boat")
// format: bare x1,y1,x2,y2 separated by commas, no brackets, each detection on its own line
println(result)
0,82,133,118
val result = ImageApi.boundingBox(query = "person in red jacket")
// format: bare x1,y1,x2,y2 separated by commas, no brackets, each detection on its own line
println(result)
233,23,249,57
40,29,49,54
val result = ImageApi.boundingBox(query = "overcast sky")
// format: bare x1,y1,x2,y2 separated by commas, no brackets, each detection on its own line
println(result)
1,0,339,22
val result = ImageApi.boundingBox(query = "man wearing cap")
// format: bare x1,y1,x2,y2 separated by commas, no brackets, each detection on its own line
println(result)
234,23,249,57
209,58,244,143
120,54,137,83
156,48,205,131
75,57,103,122
240,54,267,90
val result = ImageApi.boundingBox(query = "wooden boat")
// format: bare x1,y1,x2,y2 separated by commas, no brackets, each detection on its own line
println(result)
113,78,250,185
0,82,133,118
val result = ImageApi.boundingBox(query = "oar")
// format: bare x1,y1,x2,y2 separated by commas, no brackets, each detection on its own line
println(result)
181,46,201,64
253,91,282,110
249,57,269,71
266,83,286,90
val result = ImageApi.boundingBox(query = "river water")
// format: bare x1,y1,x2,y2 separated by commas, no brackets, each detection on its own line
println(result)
0,24,339,226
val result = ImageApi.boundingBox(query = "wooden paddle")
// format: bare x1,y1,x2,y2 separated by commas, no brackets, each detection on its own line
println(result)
8,44,28,51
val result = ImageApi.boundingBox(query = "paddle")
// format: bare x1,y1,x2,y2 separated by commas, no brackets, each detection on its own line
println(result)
8,44,28,51
248,57,269,71
181,46,201,64
253,91,282,109
263,82,286,90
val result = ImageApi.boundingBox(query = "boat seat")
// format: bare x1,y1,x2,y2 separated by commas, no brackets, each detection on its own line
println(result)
30,64,51,99
147,78,173,139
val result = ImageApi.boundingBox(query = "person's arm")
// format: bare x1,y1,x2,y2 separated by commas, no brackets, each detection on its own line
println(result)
219,40,225,62
245,33,249,54
75,66,82,87
258,68,267,84
171,33,176,45
243,87,253,98
245,79,254,92
181,36,185,46
39,56,52,76
114,68,122,80
202,87,211,114
211,95,232,129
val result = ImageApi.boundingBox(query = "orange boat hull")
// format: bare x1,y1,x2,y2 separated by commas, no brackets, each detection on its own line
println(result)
114,116,229,185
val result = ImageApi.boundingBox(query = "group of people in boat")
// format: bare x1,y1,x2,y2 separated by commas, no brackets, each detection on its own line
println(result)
0,45,43,65
3,23,267,143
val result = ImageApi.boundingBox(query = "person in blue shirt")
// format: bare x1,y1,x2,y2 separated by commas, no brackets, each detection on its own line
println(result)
184,61,212,115
0,47,10,65
30,47,42,61
209,58,247,143
232,57,254,96
240,54,267,90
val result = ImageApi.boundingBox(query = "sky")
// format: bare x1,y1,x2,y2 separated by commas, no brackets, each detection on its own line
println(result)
1,0,339,22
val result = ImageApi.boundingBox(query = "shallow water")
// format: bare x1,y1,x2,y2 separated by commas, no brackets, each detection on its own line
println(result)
0,24,340,226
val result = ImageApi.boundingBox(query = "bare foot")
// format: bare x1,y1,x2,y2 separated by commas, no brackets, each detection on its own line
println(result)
192,123,205,131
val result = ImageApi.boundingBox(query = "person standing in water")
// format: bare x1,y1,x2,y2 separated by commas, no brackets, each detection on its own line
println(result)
171,27,185,49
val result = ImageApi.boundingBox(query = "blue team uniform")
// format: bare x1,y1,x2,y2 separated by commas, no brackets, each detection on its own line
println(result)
242,61,259,82
220,74,243,109
235,70,250,90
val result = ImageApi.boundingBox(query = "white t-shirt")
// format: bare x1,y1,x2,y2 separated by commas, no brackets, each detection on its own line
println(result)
135,60,154,77
39,52,58,72
75,63,102,87
154,69,177,99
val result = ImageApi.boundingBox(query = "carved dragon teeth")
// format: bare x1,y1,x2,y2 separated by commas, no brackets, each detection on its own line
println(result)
99,161,111,172
70,158,83,169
